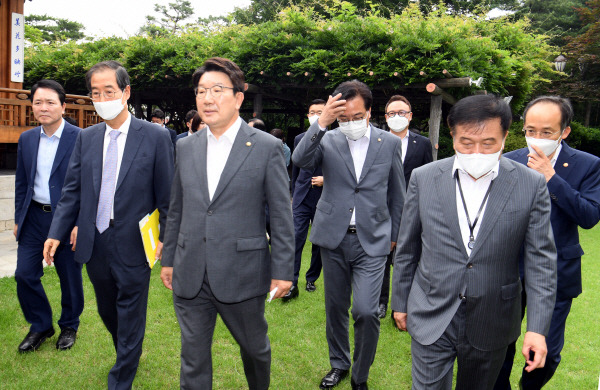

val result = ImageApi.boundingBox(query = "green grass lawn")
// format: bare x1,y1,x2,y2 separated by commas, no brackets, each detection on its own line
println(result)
0,226,598,389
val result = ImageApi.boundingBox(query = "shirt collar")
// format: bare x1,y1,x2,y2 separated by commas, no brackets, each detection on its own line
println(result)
41,118,65,139
550,142,563,167
451,154,500,181
106,113,131,135
207,116,242,143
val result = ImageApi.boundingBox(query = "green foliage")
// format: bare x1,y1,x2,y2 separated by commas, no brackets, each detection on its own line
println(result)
139,0,195,37
25,14,87,43
565,121,600,157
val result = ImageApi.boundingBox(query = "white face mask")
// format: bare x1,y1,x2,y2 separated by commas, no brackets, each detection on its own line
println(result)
308,115,319,126
93,92,126,121
526,136,561,157
339,118,368,141
387,116,409,132
456,149,502,179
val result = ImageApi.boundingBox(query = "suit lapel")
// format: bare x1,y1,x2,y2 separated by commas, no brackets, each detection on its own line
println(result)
91,124,106,198
116,118,144,191
50,124,74,176
436,158,468,258
209,122,254,205
469,158,516,259
403,131,416,164
332,130,357,182
358,126,384,183
553,142,575,179
191,130,210,202
28,129,41,185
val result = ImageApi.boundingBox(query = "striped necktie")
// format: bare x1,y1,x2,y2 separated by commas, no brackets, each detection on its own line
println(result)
96,130,121,233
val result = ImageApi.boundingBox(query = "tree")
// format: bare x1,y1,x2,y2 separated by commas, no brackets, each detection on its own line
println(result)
25,14,86,42
139,0,195,37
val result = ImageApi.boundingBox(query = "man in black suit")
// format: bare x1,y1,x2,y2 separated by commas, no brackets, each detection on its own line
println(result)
176,109,200,142
44,61,174,389
14,80,83,353
283,99,326,301
377,95,433,318
151,108,177,148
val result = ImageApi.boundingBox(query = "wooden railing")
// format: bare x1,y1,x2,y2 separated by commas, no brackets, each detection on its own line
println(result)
0,87,101,143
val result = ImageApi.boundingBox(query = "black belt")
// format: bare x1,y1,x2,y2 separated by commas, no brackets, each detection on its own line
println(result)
31,200,52,212
347,225,357,234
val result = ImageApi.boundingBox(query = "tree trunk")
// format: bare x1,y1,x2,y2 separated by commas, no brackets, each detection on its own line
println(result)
429,95,442,161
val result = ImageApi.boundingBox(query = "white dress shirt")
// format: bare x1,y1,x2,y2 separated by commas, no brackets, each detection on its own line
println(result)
102,113,131,218
400,130,410,164
206,116,242,200
551,143,562,168
346,126,371,225
452,156,499,255
33,119,65,204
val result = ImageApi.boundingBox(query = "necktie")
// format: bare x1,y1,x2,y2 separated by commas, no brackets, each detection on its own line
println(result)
96,130,120,233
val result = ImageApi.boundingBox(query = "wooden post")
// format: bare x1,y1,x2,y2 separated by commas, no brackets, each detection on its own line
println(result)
0,0,25,97
429,95,442,161
253,93,263,118
426,83,457,105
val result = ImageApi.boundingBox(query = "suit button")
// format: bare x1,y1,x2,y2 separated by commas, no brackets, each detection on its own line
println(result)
349,208,353,212
467,263,473,269
203,237,206,242
355,189,359,193
207,210,213,215
458,293,465,300
311,135,317,141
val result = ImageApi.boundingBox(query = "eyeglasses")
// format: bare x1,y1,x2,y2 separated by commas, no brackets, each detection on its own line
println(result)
338,115,367,126
522,129,561,139
386,111,411,118
88,90,123,101
194,85,235,99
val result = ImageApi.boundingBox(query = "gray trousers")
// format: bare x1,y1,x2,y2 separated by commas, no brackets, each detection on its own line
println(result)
173,276,270,390
321,233,386,384
410,302,508,390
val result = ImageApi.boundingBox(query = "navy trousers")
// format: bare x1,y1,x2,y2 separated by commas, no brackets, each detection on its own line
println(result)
292,189,322,286
15,204,84,333
86,227,151,390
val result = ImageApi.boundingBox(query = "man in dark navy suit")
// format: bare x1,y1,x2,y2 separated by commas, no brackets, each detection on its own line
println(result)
151,108,177,148
14,80,83,353
283,99,326,301
175,109,200,142
377,95,433,318
494,96,600,390
44,61,174,390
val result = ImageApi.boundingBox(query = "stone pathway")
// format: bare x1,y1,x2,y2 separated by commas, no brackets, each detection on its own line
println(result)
0,229,17,278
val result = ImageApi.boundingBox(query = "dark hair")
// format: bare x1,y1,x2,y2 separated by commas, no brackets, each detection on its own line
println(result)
270,128,285,141
85,60,130,91
310,98,326,106
248,118,266,131
63,116,77,126
447,94,512,134
523,96,573,130
185,109,197,123
385,95,412,113
191,113,204,133
192,57,245,94
332,80,372,110
30,79,66,105
151,109,165,120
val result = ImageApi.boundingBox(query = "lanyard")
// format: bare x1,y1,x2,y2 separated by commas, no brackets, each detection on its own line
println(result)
456,173,494,250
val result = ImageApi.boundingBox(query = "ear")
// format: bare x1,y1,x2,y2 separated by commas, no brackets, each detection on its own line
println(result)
235,91,245,110
61,102,66,114
123,85,131,102
561,126,571,140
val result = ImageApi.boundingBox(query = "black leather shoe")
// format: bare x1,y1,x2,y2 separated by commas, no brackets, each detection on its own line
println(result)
18,327,55,353
319,368,349,389
306,281,316,292
351,378,368,390
56,327,77,350
377,304,387,319
282,285,299,302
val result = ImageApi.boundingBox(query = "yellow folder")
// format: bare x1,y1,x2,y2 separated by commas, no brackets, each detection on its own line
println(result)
139,209,160,269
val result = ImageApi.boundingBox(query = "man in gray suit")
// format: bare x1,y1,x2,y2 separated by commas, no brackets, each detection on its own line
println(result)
293,80,405,390
160,57,294,390
391,94,557,390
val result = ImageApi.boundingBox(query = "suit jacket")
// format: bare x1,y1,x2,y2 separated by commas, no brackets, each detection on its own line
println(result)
291,131,322,210
391,157,557,351
48,116,174,266
14,121,81,242
176,132,188,142
292,122,405,258
505,143,600,299
402,130,433,187
161,120,295,302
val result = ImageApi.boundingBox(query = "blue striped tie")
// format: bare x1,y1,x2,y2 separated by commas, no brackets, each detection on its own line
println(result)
96,130,121,233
